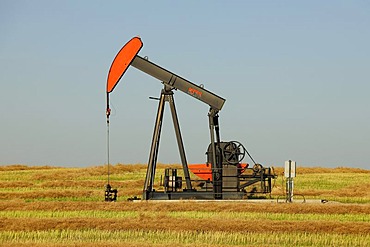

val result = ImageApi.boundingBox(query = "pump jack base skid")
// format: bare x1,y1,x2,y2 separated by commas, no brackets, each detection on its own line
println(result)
144,191,246,200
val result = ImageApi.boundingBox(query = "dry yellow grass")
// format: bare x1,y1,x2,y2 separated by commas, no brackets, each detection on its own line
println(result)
274,166,370,175
1,200,370,214
1,215,369,235
1,164,370,246
0,165,58,171
1,199,370,235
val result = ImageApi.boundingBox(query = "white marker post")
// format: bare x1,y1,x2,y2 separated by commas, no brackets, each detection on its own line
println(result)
285,160,296,202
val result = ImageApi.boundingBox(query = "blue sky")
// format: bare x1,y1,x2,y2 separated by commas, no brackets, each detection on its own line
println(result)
1,1,369,169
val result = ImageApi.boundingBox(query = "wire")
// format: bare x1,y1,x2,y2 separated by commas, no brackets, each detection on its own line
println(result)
106,93,111,185
106,118,110,185
245,147,257,165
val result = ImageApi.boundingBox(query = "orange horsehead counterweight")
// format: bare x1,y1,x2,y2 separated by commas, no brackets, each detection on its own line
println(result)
106,36,143,118
107,37,143,93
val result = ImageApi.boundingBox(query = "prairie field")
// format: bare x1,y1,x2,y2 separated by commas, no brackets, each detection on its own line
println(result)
0,164,369,246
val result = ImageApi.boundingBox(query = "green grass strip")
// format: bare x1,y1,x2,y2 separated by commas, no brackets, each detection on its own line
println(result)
0,229,369,246
1,210,369,222
168,211,370,222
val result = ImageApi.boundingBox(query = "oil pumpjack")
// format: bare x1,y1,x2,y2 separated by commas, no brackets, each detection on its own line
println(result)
105,37,275,200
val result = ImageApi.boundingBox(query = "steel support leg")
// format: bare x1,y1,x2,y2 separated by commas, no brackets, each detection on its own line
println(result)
143,91,166,199
143,87,193,199
168,93,192,190
208,109,222,199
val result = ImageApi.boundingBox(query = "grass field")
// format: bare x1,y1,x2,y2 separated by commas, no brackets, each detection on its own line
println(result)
0,164,369,246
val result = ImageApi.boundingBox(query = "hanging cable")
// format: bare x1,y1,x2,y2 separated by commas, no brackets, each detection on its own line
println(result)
106,93,111,185
106,113,110,185
104,93,117,201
